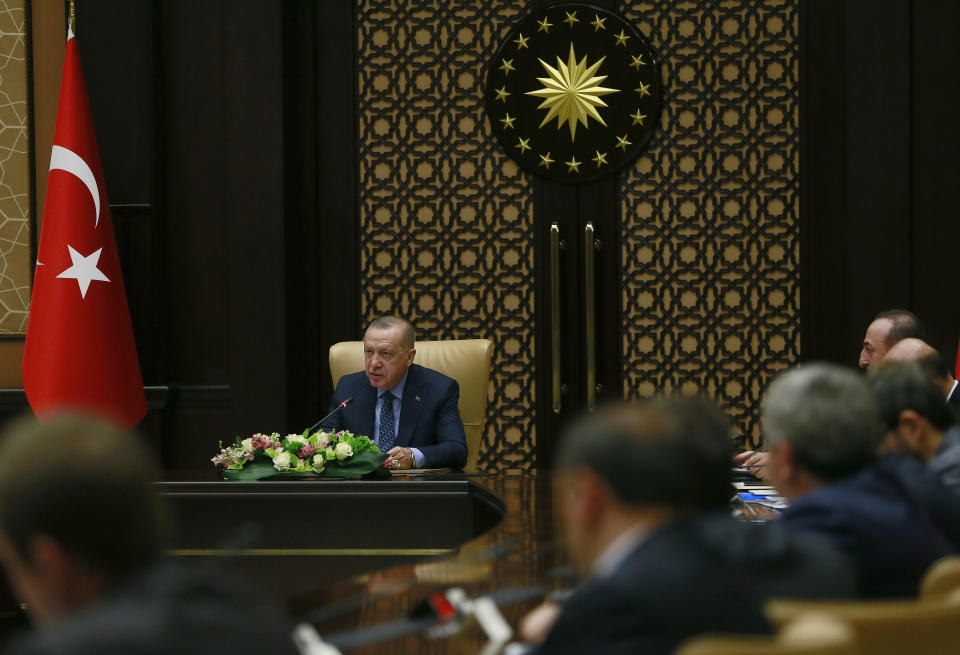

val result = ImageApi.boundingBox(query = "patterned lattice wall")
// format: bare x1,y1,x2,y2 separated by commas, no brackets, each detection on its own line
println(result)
356,1,536,470
618,0,800,444
0,0,31,334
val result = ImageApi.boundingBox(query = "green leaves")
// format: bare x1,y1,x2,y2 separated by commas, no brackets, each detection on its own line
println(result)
221,451,387,481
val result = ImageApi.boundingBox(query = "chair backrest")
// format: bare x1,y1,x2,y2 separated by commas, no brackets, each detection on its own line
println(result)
328,339,494,472
675,613,858,655
766,590,960,655
921,554,960,599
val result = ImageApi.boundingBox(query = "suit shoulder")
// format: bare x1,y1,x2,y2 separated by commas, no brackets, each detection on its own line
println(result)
410,364,458,389
335,370,369,390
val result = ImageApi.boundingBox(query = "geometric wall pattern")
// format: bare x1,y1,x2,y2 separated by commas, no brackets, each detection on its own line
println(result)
356,1,536,470
618,0,800,446
0,0,31,334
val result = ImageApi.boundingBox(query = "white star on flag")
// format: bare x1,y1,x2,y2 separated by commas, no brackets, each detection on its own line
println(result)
57,245,110,298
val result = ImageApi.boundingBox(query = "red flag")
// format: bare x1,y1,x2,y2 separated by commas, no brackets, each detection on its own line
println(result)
22,29,146,428
955,336,960,380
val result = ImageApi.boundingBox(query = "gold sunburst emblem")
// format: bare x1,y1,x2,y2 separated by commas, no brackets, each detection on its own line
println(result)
485,4,662,183
525,44,619,142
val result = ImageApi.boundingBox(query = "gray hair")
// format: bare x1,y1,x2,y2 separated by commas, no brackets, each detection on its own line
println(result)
367,316,415,349
762,363,882,481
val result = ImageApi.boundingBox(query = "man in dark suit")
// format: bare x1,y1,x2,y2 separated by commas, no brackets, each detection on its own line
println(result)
0,415,299,655
529,398,779,655
883,338,960,420
322,316,467,470
867,360,960,497
857,308,925,370
764,363,959,598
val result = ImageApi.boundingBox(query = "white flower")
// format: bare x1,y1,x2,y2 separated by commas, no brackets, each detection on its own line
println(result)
335,442,353,461
286,434,306,445
272,451,292,471
294,457,309,472
241,437,254,452
325,447,336,459
312,454,326,473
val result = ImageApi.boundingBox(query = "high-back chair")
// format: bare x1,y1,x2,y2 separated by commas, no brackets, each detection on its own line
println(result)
920,554,960,599
328,339,493,472
765,589,960,655
675,612,859,655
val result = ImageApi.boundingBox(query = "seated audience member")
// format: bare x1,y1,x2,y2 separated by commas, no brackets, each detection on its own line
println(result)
763,363,958,598
322,316,467,469
0,415,299,655
883,337,960,418
867,361,960,497
529,397,854,655
740,310,928,478
858,308,925,371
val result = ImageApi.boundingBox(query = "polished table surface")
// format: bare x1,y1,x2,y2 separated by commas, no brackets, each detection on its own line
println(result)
161,470,567,654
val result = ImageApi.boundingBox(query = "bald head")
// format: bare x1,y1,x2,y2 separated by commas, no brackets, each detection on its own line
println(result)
884,338,937,364
880,338,955,396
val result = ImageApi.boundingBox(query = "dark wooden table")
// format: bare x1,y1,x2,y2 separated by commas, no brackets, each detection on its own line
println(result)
159,470,566,653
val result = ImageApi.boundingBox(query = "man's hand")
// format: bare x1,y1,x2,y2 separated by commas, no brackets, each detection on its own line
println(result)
733,450,772,481
386,446,415,470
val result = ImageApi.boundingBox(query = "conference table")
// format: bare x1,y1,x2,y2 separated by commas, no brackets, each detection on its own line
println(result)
159,470,570,653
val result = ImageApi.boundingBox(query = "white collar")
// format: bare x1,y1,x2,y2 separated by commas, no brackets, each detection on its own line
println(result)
591,524,648,579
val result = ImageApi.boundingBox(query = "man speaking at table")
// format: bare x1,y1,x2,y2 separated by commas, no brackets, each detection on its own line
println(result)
321,316,468,470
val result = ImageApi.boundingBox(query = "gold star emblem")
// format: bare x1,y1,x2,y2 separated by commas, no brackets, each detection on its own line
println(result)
592,150,608,167
514,33,529,49
537,16,553,33
635,81,651,97
495,86,510,102
615,134,632,151
629,54,646,70
630,109,647,126
516,137,531,153
614,30,630,46
539,152,555,168
565,156,582,173
563,10,578,28
525,44,619,141
499,58,515,75
591,14,607,31
500,113,516,129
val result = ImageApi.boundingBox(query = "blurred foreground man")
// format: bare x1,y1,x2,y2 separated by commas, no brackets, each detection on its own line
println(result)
0,416,299,655
531,398,854,655
764,363,960,598
867,361,960,496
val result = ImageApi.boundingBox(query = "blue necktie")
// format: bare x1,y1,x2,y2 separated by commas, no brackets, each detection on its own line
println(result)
379,393,396,452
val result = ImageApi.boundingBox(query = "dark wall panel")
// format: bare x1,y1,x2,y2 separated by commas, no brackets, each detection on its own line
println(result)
910,0,960,364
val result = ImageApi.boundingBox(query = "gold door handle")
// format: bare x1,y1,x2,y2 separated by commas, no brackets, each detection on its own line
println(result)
585,222,597,411
550,223,562,414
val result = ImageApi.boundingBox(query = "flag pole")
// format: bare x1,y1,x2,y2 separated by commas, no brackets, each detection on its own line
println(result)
68,0,76,33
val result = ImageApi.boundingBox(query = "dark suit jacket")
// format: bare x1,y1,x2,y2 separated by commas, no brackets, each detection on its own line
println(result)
535,518,771,655
322,363,468,469
781,454,959,598
4,560,299,655
948,382,960,421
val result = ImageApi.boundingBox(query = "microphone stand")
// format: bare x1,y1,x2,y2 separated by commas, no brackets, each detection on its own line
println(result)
306,397,354,434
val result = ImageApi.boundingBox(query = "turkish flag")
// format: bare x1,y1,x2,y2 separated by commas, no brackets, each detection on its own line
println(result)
22,29,146,428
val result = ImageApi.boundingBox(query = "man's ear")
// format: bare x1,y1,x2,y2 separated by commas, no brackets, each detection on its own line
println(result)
770,440,795,484
896,409,924,451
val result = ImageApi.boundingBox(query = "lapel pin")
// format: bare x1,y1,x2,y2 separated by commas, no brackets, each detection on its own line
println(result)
416,395,421,403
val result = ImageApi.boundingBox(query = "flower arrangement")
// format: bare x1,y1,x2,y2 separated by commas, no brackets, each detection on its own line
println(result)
211,429,387,480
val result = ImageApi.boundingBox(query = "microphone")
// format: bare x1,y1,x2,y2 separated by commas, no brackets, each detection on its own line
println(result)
306,397,354,434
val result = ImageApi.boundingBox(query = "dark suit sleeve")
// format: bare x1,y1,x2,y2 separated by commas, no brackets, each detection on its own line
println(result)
416,378,467,469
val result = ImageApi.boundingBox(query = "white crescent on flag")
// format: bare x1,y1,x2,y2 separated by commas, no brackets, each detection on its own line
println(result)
49,144,100,227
